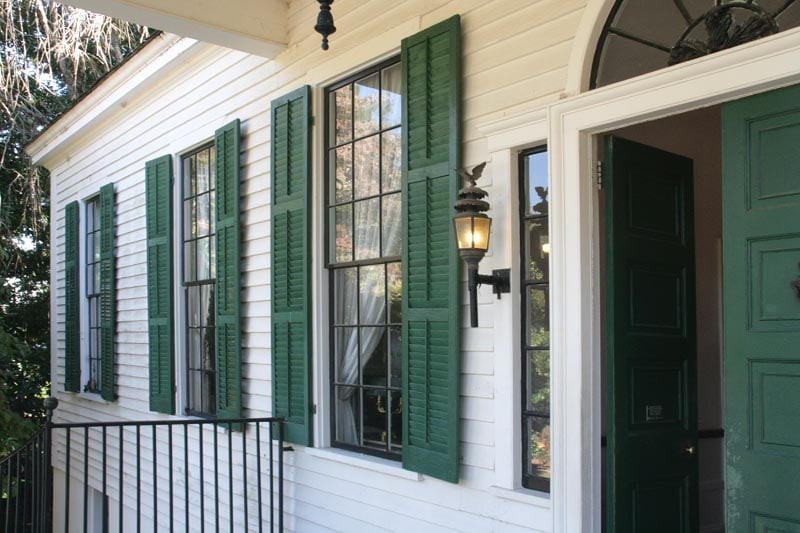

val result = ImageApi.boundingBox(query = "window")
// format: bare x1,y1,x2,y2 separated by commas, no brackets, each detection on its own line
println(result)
182,144,217,416
326,59,403,456
84,197,101,393
520,148,551,491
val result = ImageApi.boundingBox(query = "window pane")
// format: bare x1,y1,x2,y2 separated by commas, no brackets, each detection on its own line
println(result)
335,385,360,445
188,329,201,370
86,264,94,295
196,236,210,281
526,350,550,415
362,388,387,450
526,287,550,348
389,326,402,389
354,136,380,199
333,145,353,203
354,72,380,138
201,327,215,371
184,241,196,282
359,264,385,324
381,64,402,128
200,283,214,329
387,262,402,324
197,192,210,237
361,327,387,387
196,149,210,193
382,193,402,257
209,189,216,235
332,85,352,145
209,235,216,279
183,156,194,198
335,327,358,385
187,286,200,327
333,268,358,325
333,204,353,263
526,417,551,481
381,128,402,192
389,390,402,450
184,199,194,240
525,151,549,216
203,370,216,415
354,198,380,260
526,218,549,282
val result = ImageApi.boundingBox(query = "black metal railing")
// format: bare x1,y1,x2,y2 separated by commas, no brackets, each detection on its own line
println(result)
1,398,287,532
0,424,51,533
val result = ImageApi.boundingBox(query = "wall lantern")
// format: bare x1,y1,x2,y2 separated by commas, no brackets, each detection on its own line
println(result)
453,162,510,328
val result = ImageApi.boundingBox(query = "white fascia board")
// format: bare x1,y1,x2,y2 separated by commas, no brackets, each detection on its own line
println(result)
61,0,287,57
27,34,205,167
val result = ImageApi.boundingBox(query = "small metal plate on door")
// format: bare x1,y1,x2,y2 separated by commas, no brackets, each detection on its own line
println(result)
645,404,664,422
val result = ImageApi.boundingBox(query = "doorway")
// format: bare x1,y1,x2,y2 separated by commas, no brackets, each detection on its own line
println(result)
600,106,724,533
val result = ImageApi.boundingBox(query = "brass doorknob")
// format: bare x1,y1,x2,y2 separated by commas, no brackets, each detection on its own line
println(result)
685,446,696,456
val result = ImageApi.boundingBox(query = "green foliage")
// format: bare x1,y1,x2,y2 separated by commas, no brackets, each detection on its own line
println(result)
0,1,151,454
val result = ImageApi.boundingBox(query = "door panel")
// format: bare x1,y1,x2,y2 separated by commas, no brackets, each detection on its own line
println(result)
605,136,698,533
723,84,800,532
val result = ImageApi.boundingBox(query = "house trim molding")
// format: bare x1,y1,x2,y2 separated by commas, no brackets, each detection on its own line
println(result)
549,26,800,533
27,34,205,167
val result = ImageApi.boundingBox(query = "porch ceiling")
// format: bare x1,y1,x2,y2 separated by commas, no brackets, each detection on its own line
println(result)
61,0,289,57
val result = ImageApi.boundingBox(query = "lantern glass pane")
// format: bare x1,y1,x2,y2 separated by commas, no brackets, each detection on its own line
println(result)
472,216,491,252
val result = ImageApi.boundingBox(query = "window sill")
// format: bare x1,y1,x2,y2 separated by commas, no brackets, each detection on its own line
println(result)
73,391,113,405
488,486,551,508
303,447,422,481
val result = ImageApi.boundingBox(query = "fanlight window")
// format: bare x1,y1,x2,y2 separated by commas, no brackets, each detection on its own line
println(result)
592,0,800,88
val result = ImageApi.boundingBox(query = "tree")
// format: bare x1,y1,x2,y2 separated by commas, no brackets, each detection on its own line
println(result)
0,0,150,453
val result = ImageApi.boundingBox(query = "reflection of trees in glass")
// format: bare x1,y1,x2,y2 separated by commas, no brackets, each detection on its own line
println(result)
530,423,550,473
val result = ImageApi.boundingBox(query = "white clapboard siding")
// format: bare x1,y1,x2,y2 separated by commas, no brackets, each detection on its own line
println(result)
35,0,596,530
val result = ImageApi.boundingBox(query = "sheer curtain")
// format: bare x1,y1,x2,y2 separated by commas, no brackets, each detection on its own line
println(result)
336,195,401,444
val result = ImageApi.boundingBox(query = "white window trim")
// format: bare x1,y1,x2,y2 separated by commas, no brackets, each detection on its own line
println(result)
476,110,550,500
171,138,218,417
307,21,415,450
78,194,101,397
549,26,800,533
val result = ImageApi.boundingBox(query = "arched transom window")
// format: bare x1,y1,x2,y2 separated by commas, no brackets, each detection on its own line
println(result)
592,0,800,88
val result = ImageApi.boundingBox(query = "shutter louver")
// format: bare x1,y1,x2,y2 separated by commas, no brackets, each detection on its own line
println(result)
271,86,312,446
64,201,80,392
401,15,462,483
214,119,242,422
146,155,175,414
99,183,116,401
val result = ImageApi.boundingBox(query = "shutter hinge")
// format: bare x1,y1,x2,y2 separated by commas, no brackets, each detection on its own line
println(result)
595,160,604,190
312,403,317,415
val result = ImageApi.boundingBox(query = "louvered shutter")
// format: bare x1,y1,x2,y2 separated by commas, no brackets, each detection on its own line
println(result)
146,155,175,414
99,183,116,401
64,201,80,392
215,119,242,421
271,86,312,446
401,15,462,483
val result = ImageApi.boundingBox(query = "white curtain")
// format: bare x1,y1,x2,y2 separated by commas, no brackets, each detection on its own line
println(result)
336,195,401,444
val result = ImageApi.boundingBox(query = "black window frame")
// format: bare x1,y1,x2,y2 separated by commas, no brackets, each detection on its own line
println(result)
325,56,404,459
181,142,217,417
519,146,551,492
84,195,102,393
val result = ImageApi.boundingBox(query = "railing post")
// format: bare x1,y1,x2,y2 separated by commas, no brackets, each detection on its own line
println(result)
43,396,58,533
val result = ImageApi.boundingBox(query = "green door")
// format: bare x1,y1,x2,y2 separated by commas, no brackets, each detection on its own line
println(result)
605,136,699,533
722,84,800,533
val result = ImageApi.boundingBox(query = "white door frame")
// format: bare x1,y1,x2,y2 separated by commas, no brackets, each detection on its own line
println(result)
548,27,800,533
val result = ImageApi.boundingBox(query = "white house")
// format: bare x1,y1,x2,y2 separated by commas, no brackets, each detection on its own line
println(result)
26,0,800,531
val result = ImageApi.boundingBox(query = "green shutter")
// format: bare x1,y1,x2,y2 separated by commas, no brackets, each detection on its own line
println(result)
146,155,175,414
271,86,312,446
64,201,80,392
401,15,462,482
215,119,242,421
99,183,116,401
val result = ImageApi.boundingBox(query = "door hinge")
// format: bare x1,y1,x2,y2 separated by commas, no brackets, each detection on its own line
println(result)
595,160,604,190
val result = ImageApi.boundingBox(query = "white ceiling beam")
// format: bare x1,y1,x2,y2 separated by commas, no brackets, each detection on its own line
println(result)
61,0,288,57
